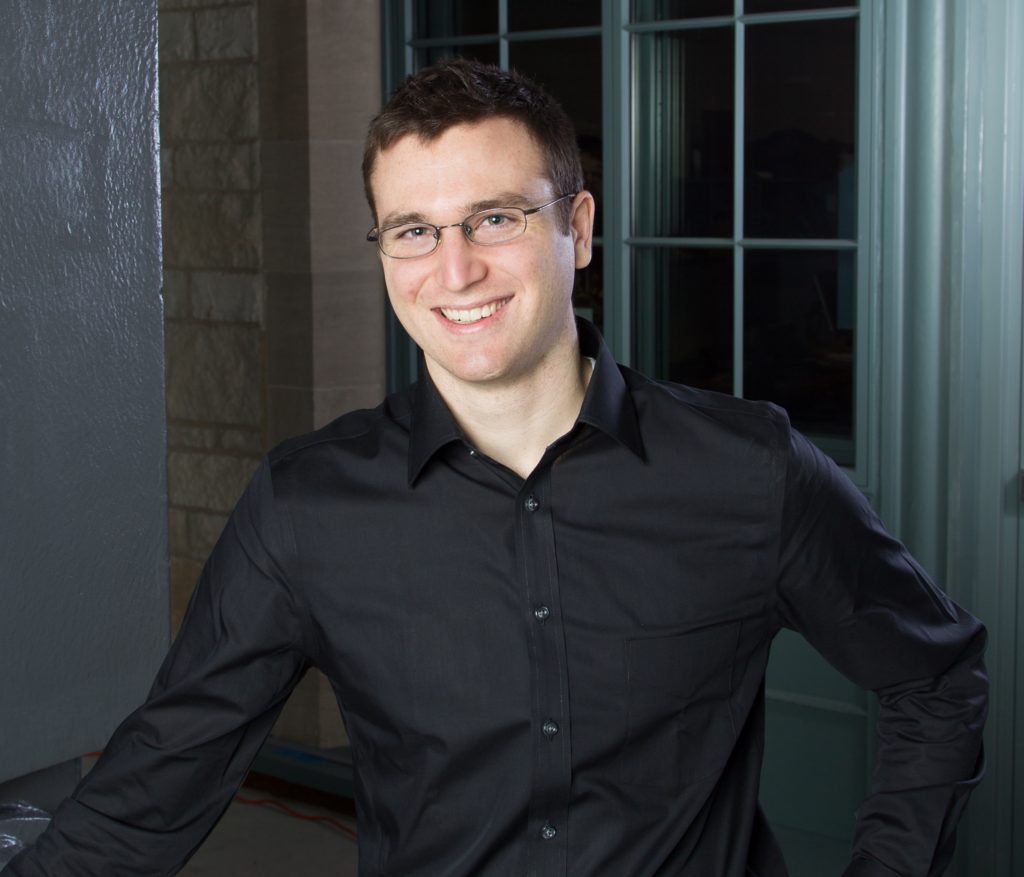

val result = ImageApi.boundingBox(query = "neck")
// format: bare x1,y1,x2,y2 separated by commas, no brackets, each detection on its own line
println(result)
426,335,592,480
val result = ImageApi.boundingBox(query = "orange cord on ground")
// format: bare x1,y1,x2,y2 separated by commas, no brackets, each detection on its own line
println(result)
233,795,358,842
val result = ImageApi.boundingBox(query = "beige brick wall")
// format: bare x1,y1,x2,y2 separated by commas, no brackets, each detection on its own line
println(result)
160,0,264,635
159,0,384,751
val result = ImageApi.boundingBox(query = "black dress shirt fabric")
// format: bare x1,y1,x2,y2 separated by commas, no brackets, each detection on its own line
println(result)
9,320,986,877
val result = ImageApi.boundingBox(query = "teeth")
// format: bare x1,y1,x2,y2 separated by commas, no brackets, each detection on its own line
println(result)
440,299,507,324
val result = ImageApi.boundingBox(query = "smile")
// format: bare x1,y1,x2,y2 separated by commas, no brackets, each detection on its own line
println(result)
438,298,509,325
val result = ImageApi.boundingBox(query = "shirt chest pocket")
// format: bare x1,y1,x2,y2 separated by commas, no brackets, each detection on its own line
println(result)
621,620,741,792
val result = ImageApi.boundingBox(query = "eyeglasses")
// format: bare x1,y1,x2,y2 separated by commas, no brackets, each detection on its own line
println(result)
367,193,577,259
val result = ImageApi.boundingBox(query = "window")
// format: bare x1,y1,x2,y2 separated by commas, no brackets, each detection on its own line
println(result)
383,0,870,473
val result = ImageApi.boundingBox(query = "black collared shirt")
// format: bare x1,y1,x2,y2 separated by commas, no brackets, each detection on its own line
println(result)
11,321,986,876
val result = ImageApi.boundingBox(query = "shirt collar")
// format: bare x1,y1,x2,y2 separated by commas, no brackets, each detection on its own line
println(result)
407,317,644,485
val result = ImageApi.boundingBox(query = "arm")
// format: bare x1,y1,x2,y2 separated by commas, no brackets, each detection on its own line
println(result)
6,458,315,876
774,429,987,877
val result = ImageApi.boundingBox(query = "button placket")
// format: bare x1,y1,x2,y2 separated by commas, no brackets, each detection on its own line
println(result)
518,475,569,872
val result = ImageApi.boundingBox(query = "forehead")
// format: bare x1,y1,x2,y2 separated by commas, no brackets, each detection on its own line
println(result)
370,118,551,218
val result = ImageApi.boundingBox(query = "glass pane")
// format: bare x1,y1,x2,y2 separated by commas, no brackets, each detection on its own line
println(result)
746,0,855,13
413,0,497,38
573,245,604,332
633,247,733,393
632,0,733,20
745,18,857,239
509,0,601,31
417,42,501,69
743,249,854,459
633,29,734,238
510,38,603,222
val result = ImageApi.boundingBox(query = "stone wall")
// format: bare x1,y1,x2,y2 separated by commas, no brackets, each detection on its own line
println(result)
159,0,264,634
158,0,385,750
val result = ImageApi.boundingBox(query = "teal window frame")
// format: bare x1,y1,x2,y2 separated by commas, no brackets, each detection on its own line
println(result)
380,0,880,494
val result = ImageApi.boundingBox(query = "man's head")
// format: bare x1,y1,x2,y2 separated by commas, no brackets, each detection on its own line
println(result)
362,58,584,229
364,60,595,397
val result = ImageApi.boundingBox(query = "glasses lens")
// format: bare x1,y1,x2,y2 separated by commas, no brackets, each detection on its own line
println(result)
466,208,527,244
381,224,438,258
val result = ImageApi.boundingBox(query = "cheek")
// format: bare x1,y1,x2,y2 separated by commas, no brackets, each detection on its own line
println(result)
383,266,421,308
531,240,577,301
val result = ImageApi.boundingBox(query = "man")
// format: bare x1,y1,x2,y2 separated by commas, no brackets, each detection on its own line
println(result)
9,59,986,876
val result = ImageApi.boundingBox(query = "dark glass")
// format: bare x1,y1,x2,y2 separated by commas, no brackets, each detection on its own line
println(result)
413,0,497,38
744,18,857,239
509,0,601,31
633,247,733,393
632,0,733,21
746,0,855,13
632,29,734,238
510,38,603,222
573,245,604,332
418,42,501,69
743,249,854,454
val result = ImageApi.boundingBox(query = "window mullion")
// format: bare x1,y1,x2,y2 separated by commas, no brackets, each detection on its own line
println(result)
733,10,745,398
498,0,509,68
604,0,631,365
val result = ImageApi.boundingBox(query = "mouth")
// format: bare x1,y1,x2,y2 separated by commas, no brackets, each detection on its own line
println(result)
438,297,510,325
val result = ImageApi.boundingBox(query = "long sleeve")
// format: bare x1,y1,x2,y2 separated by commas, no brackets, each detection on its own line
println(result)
774,429,988,877
6,458,315,876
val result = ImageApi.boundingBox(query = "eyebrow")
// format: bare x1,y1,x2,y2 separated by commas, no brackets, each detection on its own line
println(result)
378,191,544,230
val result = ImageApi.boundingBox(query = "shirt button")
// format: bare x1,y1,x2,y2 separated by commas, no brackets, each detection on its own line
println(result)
542,720,559,738
524,495,540,512
533,605,550,622
540,822,557,841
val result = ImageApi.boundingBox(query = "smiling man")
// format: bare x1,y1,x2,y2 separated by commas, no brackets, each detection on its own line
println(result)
8,59,987,877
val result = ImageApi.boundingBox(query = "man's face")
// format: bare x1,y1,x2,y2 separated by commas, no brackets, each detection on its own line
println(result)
370,118,594,393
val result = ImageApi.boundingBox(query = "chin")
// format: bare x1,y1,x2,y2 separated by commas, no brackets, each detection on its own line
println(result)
431,351,512,386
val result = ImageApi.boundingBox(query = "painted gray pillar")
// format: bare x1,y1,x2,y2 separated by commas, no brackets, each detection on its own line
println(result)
0,0,167,785
879,0,952,575
878,1,1024,874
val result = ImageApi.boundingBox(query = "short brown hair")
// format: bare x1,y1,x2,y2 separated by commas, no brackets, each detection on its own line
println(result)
362,58,584,228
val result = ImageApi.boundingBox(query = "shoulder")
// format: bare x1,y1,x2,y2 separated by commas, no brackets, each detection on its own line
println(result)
621,365,792,451
265,388,412,486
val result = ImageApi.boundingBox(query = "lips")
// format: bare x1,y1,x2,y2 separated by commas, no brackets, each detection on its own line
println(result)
438,297,510,325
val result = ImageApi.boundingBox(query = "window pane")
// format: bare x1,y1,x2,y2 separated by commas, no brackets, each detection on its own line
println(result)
633,247,733,393
510,38,603,221
413,0,497,38
632,0,733,21
573,245,604,332
633,29,734,238
743,249,854,458
746,0,855,13
744,18,856,239
509,0,601,31
417,43,501,69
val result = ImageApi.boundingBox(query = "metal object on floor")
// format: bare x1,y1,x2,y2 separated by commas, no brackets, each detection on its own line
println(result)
0,803,51,869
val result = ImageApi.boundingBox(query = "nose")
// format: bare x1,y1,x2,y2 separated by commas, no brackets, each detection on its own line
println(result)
433,225,487,292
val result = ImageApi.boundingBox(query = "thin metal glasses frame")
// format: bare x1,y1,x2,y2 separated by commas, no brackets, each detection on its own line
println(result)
367,193,577,259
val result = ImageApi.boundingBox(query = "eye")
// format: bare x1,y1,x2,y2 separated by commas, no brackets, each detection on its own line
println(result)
396,225,432,239
482,212,513,227
469,211,519,234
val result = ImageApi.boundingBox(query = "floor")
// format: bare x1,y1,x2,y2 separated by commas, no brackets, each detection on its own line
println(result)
180,786,359,876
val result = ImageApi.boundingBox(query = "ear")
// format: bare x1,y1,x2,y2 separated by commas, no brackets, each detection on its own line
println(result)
568,191,596,270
